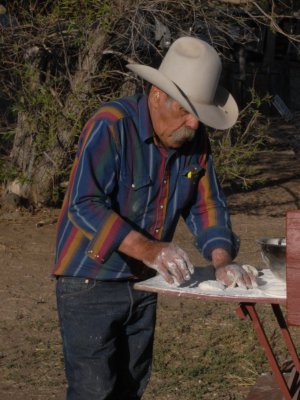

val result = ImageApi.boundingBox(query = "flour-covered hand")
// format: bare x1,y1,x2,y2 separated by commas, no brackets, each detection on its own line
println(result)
142,243,194,286
215,263,257,289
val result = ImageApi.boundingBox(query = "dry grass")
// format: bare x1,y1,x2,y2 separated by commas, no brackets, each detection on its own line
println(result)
1,153,300,399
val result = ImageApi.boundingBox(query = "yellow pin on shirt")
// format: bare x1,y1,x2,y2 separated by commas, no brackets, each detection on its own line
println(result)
187,169,198,178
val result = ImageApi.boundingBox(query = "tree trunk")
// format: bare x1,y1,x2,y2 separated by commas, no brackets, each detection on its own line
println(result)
9,28,107,206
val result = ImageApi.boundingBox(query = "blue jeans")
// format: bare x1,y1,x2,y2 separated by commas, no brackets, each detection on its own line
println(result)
56,277,157,400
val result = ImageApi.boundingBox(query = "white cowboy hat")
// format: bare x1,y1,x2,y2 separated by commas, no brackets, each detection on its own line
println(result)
127,36,238,130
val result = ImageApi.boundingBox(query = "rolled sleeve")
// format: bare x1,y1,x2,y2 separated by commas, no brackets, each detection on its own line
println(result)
86,213,132,263
196,225,240,261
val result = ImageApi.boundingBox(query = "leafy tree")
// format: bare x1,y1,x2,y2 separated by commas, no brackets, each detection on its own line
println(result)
0,0,299,205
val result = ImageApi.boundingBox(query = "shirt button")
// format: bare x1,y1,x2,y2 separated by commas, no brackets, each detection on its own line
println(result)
131,184,135,188
160,205,164,209
163,180,167,184
155,228,160,233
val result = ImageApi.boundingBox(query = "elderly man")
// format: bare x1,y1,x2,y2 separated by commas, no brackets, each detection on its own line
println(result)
53,36,256,400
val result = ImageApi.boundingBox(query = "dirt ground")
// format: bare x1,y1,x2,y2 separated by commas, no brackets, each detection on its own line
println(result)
1,119,300,399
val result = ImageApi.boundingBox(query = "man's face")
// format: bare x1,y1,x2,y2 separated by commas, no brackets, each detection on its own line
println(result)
148,88,199,149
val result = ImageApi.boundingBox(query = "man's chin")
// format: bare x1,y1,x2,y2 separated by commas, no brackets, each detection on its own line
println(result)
171,139,187,148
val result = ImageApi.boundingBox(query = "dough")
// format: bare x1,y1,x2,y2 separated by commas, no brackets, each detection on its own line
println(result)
198,280,225,291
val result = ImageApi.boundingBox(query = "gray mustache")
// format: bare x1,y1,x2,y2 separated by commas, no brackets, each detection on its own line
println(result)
172,127,196,142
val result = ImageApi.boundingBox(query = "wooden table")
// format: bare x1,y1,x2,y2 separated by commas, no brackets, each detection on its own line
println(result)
134,267,300,400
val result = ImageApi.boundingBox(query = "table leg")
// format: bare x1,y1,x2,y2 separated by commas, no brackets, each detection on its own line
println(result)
236,303,293,400
271,304,300,373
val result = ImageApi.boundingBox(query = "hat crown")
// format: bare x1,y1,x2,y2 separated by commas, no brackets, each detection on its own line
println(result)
159,37,222,104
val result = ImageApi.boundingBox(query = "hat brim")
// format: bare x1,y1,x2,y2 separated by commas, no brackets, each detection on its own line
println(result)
127,64,238,130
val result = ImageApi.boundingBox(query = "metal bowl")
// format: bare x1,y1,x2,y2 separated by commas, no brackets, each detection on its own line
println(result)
257,237,286,281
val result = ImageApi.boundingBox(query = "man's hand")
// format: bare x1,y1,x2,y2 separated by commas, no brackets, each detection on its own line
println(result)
142,242,194,286
215,263,257,289
118,231,194,285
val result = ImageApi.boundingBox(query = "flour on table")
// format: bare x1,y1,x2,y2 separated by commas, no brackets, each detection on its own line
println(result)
135,265,286,299
193,265,286,298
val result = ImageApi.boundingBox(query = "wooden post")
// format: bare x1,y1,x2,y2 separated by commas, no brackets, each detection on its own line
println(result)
286,210,300,326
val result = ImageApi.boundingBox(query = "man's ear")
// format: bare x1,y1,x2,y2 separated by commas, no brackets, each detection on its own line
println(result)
149,86,162,108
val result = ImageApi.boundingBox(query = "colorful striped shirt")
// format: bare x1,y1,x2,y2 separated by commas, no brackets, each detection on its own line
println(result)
53,94,239,280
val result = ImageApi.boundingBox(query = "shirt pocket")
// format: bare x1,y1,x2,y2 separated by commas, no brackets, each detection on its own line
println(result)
119,173,153,220
177,164,205,208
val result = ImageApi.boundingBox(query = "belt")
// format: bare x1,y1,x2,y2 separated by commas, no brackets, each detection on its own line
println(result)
55,276,143,283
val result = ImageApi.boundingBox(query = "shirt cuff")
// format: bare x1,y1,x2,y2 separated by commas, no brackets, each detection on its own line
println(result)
196,226,240,261
86,214,132,264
